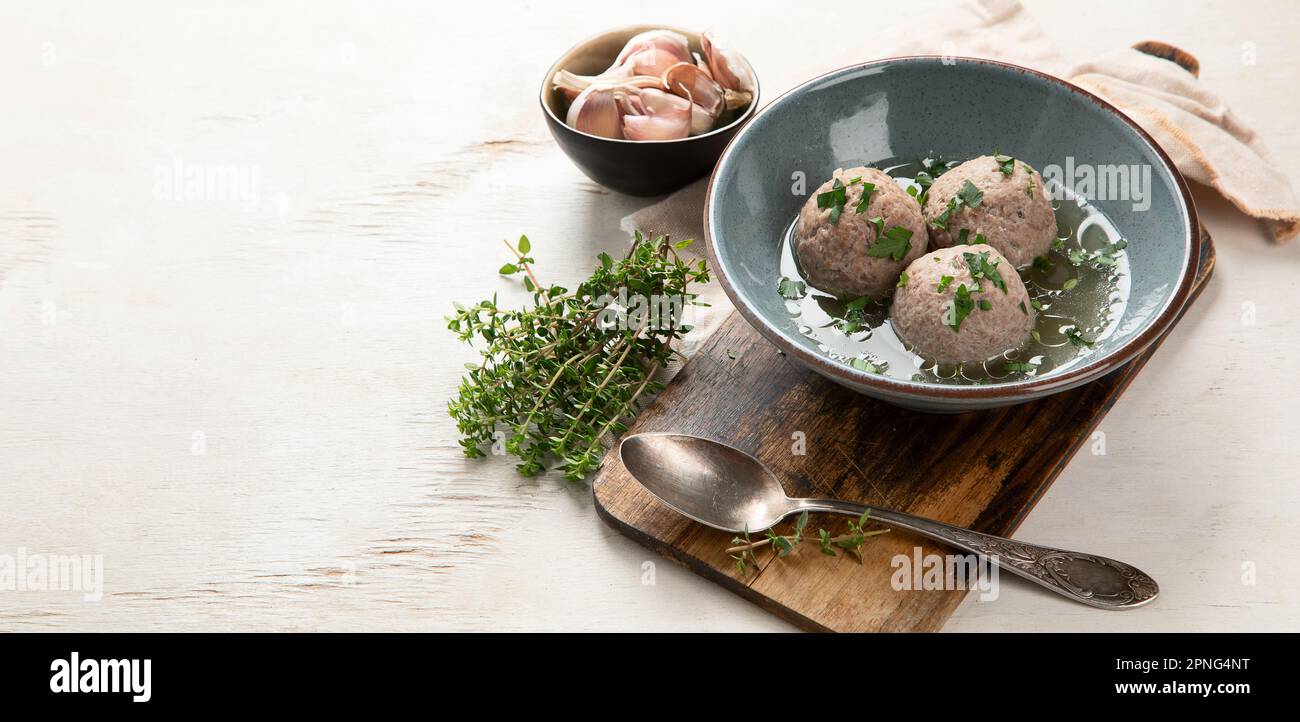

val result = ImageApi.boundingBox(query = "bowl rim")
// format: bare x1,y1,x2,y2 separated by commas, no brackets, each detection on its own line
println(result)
538,24,761,145
703,55,1201,402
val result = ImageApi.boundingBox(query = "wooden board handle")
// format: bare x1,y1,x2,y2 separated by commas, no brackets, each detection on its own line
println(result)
1132,41,1200,77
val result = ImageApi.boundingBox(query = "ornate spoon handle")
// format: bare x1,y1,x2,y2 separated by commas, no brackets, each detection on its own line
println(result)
796,499,1158,610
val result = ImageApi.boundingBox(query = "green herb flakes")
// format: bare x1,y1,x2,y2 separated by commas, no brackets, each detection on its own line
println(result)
817,178,849,224
1066,328,1095,348
994,152,1015,177
867,226,914,261
963,250,1008,293
849,357,878,373
950,284,975,331
958,180,984,208
778,276,807,299
854,182,877,214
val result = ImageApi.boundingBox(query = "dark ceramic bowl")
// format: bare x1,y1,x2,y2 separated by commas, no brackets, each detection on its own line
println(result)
705,57,1201,412
540,25,760,197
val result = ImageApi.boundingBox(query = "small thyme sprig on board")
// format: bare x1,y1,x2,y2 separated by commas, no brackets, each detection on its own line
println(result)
728,510,891,574
448,231,710,481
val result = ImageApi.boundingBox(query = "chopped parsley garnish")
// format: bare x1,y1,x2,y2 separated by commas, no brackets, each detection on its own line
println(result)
929,180,983,230
1068,238,1129,268
817,178,849,224
1018,301,1028,315
936,275,954,293
1031,299,1045,311
1066,327,1095,348
854,182,876,214
978,299,993,311
1005,361,1037,372
949,284,975,331
1062,277,1079,291
963,250,1008,293
848,357,879,373
777,276,807,299
867,216,884,236
897,271,909,288
930,200,957,230
957,180,983,208
845,296,870,311
1095,238,1128,265
835,296,877,336
994,152,1015,177
1031,255,1053,273
867,226,913,261
957,228,970,245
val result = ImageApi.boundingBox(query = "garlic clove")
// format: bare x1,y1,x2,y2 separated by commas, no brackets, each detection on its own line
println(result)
661,62,724,118
566,84,625,139
616,86,691,141
633,87,686,113
701,31,754,93
623,112,690,141
692,51,713,78
622,47,681,80
651,83,715,136
614,29,691,69
553,67,660,101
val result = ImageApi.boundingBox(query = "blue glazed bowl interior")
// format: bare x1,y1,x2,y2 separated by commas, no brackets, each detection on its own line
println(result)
707,58,1194,395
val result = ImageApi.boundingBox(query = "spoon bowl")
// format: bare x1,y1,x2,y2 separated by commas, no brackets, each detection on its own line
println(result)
619,432,792,532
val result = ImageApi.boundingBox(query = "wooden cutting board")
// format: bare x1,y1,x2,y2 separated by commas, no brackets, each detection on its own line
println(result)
594,230,1215,632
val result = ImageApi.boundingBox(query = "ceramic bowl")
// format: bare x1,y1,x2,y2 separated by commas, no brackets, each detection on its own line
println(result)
540,25,760,197
705,57,1200,412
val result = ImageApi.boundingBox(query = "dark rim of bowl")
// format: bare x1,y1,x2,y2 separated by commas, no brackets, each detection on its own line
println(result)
703,55,1201,401
538,24,761,145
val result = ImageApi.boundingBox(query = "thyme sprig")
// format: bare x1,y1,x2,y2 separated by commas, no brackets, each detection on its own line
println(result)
448,232,710,480
727,509,890,574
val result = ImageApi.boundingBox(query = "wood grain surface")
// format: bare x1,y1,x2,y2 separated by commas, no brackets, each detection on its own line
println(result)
595,232,1215,632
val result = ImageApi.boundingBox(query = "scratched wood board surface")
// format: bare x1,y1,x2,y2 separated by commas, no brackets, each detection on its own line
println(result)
594,231,1215,632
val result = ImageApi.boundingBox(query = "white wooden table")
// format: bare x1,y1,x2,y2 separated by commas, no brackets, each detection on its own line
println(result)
1,0,1298,631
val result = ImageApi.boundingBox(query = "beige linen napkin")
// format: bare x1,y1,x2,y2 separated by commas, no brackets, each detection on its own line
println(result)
624,0,1300,247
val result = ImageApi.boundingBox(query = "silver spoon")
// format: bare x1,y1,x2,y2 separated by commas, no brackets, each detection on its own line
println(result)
619,433,1158,610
